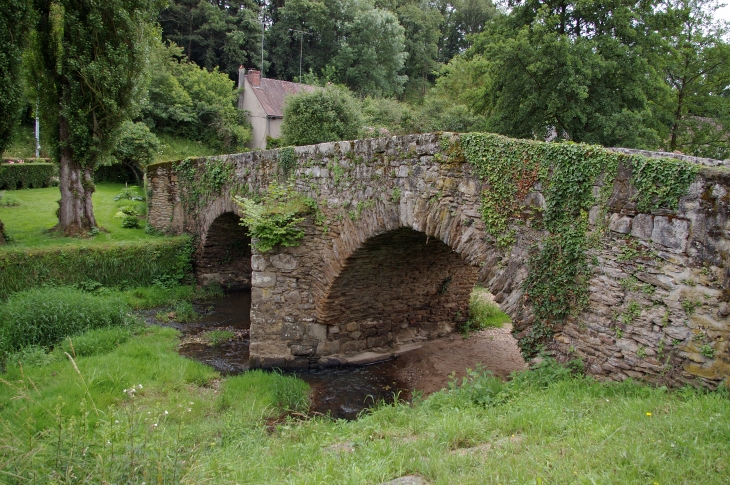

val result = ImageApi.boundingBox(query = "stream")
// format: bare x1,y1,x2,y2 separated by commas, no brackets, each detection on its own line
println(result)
176,291,411,420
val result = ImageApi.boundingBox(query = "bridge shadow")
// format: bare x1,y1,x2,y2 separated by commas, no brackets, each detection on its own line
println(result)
196,212,252,291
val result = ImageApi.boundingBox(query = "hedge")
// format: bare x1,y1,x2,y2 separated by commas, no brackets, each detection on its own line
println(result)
0,237,193,298
0,163,58,189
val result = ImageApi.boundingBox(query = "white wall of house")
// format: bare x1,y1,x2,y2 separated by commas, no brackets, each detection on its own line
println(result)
239,76,270,150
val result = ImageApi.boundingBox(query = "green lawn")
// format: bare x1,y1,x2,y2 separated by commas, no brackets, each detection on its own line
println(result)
0,183,154,248
1,325,728,484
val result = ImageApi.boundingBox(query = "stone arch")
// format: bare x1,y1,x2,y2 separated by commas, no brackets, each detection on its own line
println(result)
196,210,252,290
317,225,479,354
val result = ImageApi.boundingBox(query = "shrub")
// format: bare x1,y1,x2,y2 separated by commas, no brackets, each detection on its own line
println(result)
0,162,57,189
0,237,193,298
234,183,311,252
0,287,134,356
107,120,160,185
281,85,362,146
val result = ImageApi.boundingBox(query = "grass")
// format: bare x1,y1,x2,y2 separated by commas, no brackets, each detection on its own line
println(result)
0,183,157,248
155,133,221,162
462,287,511,335
1,321,728,484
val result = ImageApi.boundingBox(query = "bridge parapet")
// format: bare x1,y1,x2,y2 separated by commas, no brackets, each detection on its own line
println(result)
147,133,730,388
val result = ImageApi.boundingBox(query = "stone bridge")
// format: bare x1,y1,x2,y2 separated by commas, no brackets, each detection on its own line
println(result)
147,133,730,388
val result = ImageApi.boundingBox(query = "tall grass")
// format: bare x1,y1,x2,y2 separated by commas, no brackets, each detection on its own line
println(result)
462,287,511,334
0,287,135,356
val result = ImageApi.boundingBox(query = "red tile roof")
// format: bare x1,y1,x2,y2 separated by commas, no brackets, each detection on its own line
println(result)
246,70,316,118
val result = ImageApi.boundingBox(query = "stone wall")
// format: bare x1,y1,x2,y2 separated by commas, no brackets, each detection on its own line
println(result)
147,133,730,387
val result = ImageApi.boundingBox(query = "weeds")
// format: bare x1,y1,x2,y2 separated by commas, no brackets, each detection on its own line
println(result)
462,287,510,336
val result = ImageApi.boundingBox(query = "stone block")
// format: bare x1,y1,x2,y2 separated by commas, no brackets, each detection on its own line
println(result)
630,214,653,241
270,253,299,270
651,216,689,251
608,213,632,234
252,271,277,287
251,254,267,271
307,323,328,341
290,344,315,356
282,322,304,340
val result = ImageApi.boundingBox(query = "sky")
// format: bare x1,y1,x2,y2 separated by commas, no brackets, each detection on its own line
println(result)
717,4,730,22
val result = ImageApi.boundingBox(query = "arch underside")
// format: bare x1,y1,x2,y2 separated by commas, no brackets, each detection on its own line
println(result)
196,212,252,290
318,227,478,355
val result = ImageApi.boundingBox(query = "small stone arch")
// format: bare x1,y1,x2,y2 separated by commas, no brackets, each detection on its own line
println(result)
196,211,252,290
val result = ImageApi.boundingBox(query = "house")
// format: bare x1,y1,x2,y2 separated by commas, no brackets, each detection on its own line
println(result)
237,67,316,150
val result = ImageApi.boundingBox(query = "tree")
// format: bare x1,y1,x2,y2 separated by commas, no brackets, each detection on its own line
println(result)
141,41,251,151
396,1,444,97
659,0,730,158
160,0,262,80
281,85,362,146
30,0,164,235
0,0,32,155
331,5,408,96
267,0,408,96
109,121,161,186
450,0,667,147
436,0,497,62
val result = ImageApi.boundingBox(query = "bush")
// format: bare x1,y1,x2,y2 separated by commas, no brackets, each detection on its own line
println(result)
107,120,160,184
0,237,193,298
461,287,510,335
233,183,310,252
0,162,57,189
0,287,135,356
281,85,362,146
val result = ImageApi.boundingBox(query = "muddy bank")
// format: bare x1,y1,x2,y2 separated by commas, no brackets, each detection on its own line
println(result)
396,324,528,396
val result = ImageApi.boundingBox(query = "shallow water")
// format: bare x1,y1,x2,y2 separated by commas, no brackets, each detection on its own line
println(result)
176,291,410,420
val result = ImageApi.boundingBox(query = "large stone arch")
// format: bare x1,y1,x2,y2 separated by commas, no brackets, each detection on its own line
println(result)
317,226,478,354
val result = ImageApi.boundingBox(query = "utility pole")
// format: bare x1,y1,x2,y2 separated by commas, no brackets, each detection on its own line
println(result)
260,20,265,77
288,29,311,81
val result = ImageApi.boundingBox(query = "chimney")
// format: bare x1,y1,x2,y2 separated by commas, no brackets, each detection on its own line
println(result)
238,65,245,89
248,69,261,87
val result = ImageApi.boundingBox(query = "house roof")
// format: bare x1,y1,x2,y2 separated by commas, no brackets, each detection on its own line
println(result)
246,70,316,118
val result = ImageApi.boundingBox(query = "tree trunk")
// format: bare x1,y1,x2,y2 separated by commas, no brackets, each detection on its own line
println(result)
55,120,98,235
0,220,6,245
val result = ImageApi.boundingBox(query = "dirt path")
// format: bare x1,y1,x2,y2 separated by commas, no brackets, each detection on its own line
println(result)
395,324,528,395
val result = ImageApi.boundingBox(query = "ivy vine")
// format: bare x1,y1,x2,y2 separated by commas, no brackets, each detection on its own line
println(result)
278,146,298,179
452,133,698,358
173,157,235,210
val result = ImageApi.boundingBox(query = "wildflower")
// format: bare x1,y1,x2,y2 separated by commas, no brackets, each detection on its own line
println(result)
188,408,192,412
646,412,652,416
164,410,168,415
114,420,119,424
137,384,143,389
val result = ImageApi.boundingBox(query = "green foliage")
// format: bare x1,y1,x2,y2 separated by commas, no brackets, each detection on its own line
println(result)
203,330,235,346
630,156,700,212
61,325,138,359
282,85,363,146
278,146,298,179
0,163,57,190
172,156,236,210
0,287,135,357
234,183,311,252
31,0,164,169
454,132,695,358
0,0,32,155
107,120,160,183
681,298,702,315
268,0,407,96
0,237,193,298
160,0,261,79
217,369,310,413
463,288,510,335
699,344,716,358
142,41,251,152
439,366,510,409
